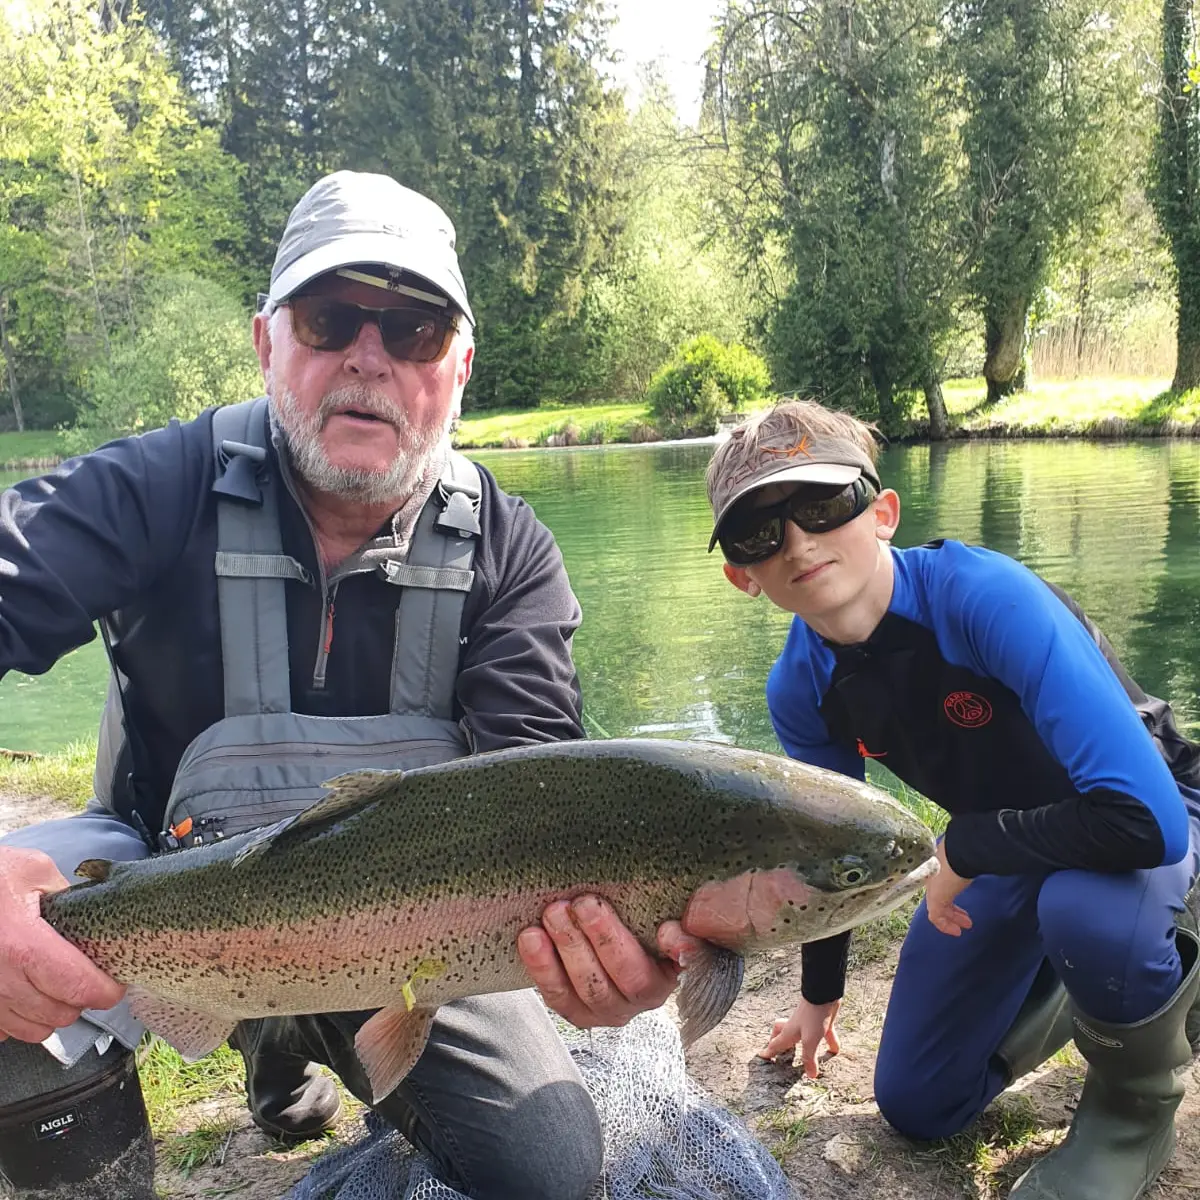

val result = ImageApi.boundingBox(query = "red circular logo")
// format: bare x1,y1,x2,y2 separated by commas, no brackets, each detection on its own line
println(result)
943,691,993,729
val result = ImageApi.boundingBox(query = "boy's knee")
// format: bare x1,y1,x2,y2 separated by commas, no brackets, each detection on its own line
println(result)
874,1063,975,1142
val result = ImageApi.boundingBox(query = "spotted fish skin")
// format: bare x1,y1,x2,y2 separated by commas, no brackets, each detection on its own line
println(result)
41,738,937,1101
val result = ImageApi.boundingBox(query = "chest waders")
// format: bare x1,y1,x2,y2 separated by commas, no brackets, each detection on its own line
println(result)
0,397,482,1194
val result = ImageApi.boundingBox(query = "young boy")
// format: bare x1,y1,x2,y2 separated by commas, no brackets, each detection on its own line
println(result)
706,399,1200,1200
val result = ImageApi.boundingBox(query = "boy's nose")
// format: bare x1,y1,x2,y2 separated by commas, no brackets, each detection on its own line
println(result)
779,518,819,557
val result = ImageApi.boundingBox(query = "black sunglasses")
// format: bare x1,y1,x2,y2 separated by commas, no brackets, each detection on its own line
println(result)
287,295,460,363
716,478,878,566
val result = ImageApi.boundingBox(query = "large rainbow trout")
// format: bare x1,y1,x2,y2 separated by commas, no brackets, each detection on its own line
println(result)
41,738,936,1102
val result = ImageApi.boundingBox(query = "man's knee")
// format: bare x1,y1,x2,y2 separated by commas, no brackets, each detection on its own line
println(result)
480,1078,602,1200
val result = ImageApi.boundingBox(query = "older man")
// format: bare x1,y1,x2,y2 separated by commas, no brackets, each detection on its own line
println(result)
0,171,687,1200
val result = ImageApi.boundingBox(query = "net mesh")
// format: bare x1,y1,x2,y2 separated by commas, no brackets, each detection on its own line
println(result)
285,1005,790,1200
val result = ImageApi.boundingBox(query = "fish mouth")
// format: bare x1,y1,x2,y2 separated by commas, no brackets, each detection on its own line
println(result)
876,852,940,907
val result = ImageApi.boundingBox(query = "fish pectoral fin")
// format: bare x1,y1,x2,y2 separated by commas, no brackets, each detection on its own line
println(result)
677,943,745,1046
232,772,395,868
74,858,113,882
354,1004,435,1104
125,985,237,1062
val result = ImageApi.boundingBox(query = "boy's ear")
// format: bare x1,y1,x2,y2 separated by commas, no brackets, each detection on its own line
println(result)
723,562,762,598
873,488,901,542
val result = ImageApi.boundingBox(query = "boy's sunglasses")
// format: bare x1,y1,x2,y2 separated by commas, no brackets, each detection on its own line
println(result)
717,477,878,566
287,295,460,363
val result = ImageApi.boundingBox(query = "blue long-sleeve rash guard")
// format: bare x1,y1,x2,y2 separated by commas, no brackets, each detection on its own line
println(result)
767,540,1198,1003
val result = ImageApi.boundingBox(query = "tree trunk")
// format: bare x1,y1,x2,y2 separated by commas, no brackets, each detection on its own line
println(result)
1173,278,1200,391
0,294,24,432
983,297,1029,404
923,367,948,441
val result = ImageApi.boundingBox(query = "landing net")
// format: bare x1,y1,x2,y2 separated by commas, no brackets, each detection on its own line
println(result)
285,1005,791,1200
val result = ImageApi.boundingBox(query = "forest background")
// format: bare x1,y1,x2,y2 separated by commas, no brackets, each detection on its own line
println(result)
4,0,1200,448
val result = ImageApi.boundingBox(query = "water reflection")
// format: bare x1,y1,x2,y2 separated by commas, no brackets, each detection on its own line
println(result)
4,436,1200,754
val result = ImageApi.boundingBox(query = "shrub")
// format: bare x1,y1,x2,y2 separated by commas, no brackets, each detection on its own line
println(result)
645,335,771,434
66,274,260,451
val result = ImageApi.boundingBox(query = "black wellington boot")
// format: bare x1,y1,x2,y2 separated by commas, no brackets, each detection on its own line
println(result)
0,1043,154,1200
230,1018,341,1142
1009,926,1200,1200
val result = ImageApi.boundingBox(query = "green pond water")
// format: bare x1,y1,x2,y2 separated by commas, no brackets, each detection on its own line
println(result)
4,438,1200,757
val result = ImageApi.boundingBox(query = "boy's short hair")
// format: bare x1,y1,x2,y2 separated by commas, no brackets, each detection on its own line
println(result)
706,400,882,549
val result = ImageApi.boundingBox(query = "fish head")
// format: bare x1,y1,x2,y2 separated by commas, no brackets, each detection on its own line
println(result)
677,745,939,953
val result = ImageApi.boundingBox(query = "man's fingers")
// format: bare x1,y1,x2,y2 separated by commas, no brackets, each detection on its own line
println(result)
656,920,702,970
573,897,673,1009
518,926,594,1028
0,1009,58,1044
21,937,126,1013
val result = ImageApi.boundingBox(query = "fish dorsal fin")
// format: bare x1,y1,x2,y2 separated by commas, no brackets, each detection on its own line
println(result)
74,858,113,883
232,769,399,868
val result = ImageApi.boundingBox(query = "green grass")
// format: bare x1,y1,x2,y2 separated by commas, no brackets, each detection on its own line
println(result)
455,400,652,448
0,738,97,808
159,1113,241,1176
138,1037,245,1132
0,429,70,467
936,376,1200,436
762,1106,812,1162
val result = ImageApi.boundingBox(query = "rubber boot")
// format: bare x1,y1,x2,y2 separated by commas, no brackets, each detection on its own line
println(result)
230,1018,340,1142
0,1044,154,1199
1177,886,1200,1052
994,957,1075,1085
1009,925,1200,1200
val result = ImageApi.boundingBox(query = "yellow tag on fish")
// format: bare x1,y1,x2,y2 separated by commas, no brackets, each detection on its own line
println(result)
401,981,416,1012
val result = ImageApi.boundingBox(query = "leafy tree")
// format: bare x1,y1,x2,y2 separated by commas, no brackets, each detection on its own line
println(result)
0,0,247,428
573,77,759,401
1151,0,1200,390
146,0,629,408
951,0,1137,402
711,0,964,436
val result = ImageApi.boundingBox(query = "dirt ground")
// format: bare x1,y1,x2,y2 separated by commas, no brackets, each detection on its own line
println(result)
6,790,1200,1199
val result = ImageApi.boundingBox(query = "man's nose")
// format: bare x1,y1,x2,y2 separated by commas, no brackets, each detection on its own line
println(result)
342,315,392,380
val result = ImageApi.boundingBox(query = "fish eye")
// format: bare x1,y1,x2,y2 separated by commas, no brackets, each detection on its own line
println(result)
835,856,870,888
835,854,873,892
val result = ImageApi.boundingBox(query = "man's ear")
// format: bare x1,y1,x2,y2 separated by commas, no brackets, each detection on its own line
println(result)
873,488,901,542
723,562,762,598
252,312,272,381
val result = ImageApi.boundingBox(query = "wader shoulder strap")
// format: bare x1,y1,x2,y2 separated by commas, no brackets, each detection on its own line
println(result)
211,398,307,717
386,451,481,718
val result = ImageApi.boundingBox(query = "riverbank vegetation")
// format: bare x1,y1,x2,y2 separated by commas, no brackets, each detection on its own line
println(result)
3,0,1199,451
6,377,1199,469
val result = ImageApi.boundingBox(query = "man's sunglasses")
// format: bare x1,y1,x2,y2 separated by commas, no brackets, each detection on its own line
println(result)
287,295,460,363
716,478,878,566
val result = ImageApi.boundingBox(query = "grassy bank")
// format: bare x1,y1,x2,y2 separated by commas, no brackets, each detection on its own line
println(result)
6,378,1200,470
0,429,69,468
0,739,95,807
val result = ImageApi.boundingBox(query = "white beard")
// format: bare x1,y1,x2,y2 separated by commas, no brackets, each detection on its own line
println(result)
269,381,448,506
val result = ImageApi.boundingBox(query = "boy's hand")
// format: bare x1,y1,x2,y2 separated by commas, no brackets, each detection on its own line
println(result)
925,841,973,937
758,998,841,1079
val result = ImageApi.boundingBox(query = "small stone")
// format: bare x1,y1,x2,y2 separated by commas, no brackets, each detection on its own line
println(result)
823,1131,871,1176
